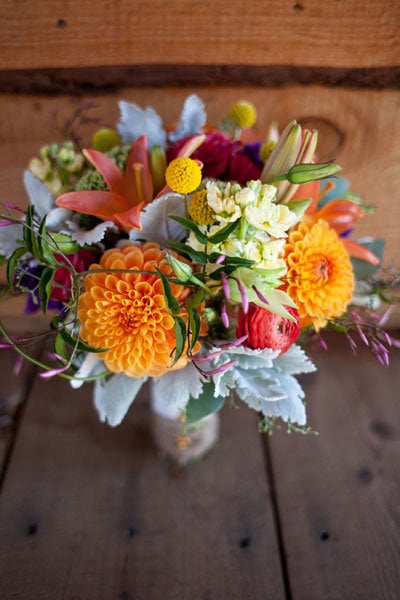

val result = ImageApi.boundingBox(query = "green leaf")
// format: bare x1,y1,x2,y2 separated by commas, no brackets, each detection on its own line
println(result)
6,247,26,290
225,256,255,268
54,333,69,362
48,233,80,254
23,206,39,257
169,215,207,243
171,316,186,367
38,267,54,313
286,198,312,220
187,289,205,310
37,217,57,265
208,219,240,244
168,241,207,264
156,268,180,315
186,381,225,423
188,306,201,351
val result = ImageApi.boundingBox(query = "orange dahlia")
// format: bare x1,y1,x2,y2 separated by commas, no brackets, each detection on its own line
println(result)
284,218,354,331
78,242,195,378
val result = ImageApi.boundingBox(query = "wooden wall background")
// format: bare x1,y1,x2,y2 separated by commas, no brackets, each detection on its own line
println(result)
0,0,399,324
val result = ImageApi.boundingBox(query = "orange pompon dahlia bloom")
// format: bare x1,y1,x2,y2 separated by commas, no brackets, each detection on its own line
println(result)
78,242,197,378
284,217,355,331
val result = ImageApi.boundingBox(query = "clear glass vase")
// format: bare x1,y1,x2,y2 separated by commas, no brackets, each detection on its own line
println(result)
149,381,220,465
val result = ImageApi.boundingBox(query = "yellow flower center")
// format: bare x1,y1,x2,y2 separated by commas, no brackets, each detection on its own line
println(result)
165,157,202,194
188,189,216,225
259,140,277,163
229,100,257,129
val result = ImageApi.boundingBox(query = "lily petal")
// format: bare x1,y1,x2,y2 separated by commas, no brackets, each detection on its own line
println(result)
83,149,126,198
343,239,380,265
56,190,129,221
114,204,144,231
124,136,154,205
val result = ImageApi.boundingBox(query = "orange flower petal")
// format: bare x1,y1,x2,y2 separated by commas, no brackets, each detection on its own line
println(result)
124,136,154,205
56,190,129,220
83,149,127,198
342,239,380,265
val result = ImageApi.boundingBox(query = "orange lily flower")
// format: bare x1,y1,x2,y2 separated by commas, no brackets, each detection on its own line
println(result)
291,180,380,265
55,134,205,233
56,135,151,232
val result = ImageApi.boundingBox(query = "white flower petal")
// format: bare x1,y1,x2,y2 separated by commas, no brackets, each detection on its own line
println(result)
169,94,207,142
233,366,307,425
129,192,186,245
0,223,23,258
23,171,55,219
70,354,102,389
46,207,72,230
274,344,316,375
64,219,117,246
152,363,204,419
117,100,167,148
94,373,147,427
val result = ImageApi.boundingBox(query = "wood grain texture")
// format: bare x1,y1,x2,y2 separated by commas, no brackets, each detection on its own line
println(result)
0,349,39,481
0,0,399,70
1,65,400,94
0,86,398,264
0,375,285,599
269,333,400,600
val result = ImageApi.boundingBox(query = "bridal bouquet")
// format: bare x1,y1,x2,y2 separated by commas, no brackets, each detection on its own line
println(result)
0,95,395,433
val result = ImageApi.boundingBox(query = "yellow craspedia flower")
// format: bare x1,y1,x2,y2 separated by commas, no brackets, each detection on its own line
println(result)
229,100,257,129
189,189,216,225
284,218,354,331
165,157,202,194
78,242,196,378
92,128,121,152
259,140,277,163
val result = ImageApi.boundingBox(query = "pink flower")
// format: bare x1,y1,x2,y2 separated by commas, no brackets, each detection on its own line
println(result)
51,249,96,303
169,132,261,184
236,304,300,354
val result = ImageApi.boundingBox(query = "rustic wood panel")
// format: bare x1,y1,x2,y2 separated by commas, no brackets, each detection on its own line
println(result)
1,86,398,264
269,333,400,599
0,349,40,481
0,1,399,70
0,374,285,599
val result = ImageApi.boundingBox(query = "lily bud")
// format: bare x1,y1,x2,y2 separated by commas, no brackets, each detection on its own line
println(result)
261,120,320,203
149,145,167,194
261,120,301,183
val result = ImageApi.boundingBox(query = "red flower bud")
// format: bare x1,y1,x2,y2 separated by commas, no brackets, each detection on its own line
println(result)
236,304,300,354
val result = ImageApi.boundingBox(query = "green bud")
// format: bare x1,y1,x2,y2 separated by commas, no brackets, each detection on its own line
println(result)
149,145,167,194
166,254,193,281
287,162,342,184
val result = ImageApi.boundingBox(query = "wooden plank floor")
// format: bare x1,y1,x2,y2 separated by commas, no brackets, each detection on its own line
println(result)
0,333,399,599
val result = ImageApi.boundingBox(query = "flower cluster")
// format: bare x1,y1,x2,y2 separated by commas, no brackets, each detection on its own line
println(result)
0,95,396,432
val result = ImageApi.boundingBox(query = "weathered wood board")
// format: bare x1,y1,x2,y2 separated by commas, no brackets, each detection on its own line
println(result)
269,333,400,599
0,372,285,599
1,0,399,71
